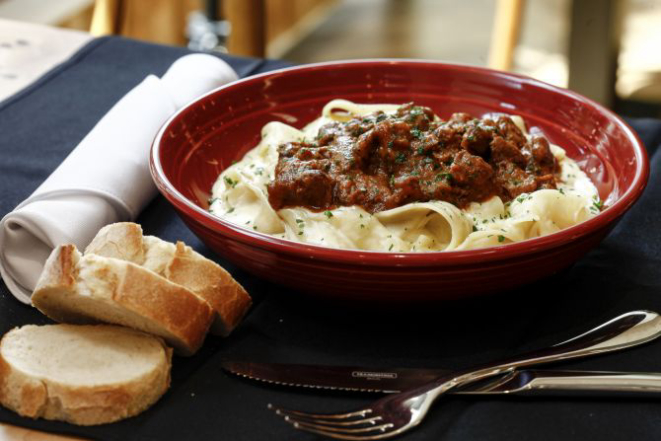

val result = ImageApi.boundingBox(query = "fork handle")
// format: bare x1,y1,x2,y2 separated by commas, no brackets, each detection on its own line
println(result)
521,371,661,395
431,310,661,397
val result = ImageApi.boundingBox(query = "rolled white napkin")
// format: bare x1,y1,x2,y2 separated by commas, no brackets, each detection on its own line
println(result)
0,54,237,304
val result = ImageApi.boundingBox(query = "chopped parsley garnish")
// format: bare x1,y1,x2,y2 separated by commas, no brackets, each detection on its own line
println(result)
559,188,565,195
498,235,505,243
592,196,603,211
298,231,304,236
376,113,387,122
387,140,394,148
395,153,406,163
388,244,394,251
417,146,425,155
323,210,333,218
411,128,423,139
295,219,304,224
226,207,235,214
472,225,478,232
224,176,238,188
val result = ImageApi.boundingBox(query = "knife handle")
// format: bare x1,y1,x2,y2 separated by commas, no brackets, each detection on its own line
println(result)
525,371,661,394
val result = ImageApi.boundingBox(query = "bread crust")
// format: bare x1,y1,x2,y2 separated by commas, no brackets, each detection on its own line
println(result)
85,223,252,336
32,245,213,355
166,241,252,335
0,325,172,425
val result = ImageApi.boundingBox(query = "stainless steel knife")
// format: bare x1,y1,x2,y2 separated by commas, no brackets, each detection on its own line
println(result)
220,360,661,395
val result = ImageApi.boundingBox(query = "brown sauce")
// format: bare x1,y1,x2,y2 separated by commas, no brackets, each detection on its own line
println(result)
267,103,559,214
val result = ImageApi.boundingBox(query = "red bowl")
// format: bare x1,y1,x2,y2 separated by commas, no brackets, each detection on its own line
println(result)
150,60,649,303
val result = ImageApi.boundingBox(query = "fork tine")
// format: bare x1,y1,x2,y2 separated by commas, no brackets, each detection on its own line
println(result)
285,414,383,427
268,403,372,420
289,418,395,434
286,418,397,440
269,404,401,440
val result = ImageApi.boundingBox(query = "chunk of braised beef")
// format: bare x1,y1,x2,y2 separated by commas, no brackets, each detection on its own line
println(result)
352,129,380,169
461,123,493,157
390,173,425,208
449,113,473,125
396,103,435,131
490,136,527,168
317,122,349,145
268,151,334,210
529,135,559,174
379,120,413,151
496,115,527,148
433,121,464,150
353,120,413,171
413,132,440,156
450,151,496,200
502,172,538,199
344,119,371,137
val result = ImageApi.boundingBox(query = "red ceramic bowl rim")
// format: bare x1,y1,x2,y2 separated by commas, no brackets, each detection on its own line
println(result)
150,59,650,267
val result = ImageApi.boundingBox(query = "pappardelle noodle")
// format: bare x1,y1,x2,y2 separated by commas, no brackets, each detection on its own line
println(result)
209,100,601,252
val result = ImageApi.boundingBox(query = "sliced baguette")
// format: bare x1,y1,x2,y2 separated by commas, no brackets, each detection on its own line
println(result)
0,324,172,425
32,244,213,356
85,222,252,336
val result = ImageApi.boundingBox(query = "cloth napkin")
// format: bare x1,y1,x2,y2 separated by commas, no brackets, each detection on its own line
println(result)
0,53,237,304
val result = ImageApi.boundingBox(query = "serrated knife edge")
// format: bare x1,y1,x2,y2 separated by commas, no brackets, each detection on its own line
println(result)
223,363,399,393
220,360,444,393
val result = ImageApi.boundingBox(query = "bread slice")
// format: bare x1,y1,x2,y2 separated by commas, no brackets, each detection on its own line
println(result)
85,222,252,336
0,324,171,425
32,244,213,356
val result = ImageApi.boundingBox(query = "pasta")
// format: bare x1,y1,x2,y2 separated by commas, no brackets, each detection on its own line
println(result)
209,100,600,252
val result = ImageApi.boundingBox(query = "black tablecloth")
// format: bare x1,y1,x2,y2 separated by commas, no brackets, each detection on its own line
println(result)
1,36,661,441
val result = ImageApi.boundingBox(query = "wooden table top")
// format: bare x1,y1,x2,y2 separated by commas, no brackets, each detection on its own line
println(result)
0,18,91,441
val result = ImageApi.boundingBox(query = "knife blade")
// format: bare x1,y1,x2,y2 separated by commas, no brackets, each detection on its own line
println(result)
220,360,661,395
220,360,444,393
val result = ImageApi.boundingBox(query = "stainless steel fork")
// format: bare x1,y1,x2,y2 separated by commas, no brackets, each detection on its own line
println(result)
269,310,661,440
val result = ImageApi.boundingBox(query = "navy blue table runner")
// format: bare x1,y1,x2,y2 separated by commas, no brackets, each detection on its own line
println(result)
1,36,661,441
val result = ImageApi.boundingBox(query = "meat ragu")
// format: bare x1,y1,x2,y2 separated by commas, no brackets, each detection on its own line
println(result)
267,103,560,214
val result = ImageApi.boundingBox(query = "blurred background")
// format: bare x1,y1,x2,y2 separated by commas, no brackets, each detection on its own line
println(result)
1,0,660,116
